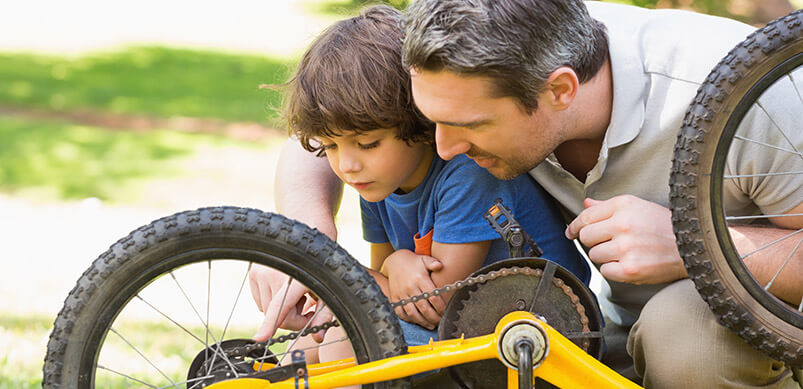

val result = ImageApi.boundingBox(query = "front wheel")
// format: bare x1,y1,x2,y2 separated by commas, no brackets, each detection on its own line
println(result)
43,207,408,388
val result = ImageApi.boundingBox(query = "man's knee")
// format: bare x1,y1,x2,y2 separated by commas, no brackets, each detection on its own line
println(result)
628,279,795,388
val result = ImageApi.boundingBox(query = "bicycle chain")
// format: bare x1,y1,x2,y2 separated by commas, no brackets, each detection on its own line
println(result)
224,266,588,360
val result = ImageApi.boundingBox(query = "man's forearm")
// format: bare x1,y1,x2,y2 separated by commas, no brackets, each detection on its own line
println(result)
731,224,802,305
274,139,344,240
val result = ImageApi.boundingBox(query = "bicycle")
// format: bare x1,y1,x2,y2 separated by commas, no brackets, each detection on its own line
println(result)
42,9,802,389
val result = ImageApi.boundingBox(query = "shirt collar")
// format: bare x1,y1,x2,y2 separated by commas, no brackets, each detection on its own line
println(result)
594,5,649,149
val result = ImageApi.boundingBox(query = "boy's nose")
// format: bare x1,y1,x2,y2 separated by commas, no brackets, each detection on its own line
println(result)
435,124,471,161
338,153,362,173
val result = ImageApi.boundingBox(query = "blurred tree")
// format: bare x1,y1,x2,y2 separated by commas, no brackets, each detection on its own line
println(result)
631,0,796,25
346,0,409,9
319,0,409,15
321,0,797,25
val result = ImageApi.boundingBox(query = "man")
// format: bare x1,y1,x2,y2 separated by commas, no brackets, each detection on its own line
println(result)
261,1,802,387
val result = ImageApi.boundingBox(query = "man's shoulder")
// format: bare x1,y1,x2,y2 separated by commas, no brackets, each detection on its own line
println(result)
588,2,755,84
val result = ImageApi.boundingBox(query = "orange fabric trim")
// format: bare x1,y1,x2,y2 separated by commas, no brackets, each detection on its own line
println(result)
413,229,434,256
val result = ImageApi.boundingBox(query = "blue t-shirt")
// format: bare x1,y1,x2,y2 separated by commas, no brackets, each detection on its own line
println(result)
361,154,590,283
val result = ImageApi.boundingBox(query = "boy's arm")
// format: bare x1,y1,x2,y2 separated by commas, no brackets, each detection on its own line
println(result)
383,241,490,329
370,242,395,271
429,241,491,293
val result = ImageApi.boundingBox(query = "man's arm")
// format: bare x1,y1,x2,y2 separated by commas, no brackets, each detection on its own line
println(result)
566,196,801,303
274,138,344,239
250,139,345,341
735,202,803,305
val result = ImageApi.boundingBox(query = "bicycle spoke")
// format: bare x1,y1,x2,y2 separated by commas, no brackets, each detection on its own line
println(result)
734,135,803,158
278,300,331,366
756,101,803,164
724,170,803,179
739,227,803,260
159,374,216,389
789,72,803,111
726,212,803,221
109,327,179,388
259,275,295,371
763,237,802,292
203,262,254,377
205,261,211,374
133,294,235,368
96,364,159,388
221,262,253,340
169,271,240,377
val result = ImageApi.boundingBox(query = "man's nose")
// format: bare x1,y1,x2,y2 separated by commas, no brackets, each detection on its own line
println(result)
435,124,470,161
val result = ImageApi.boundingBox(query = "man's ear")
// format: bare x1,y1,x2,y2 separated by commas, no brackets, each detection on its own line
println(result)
544,67,579,110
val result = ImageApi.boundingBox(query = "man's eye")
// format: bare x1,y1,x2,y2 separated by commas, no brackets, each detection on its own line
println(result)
358,141,379,150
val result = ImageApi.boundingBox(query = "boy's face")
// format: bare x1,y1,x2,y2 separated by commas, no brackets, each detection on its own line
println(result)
410,68,566,180
317,128,433,202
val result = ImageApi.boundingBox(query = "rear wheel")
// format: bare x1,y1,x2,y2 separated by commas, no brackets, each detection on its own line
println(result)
43,207,408,388
671,10,803,367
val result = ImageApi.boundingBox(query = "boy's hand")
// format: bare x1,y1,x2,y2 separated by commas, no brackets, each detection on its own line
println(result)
383,249,445,329
249,264,331,342
565,196,687,285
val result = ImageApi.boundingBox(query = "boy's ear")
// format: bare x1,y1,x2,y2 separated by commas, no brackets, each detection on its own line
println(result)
543,67,579,111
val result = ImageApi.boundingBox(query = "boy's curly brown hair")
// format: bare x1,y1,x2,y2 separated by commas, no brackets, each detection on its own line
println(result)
280,5,434,155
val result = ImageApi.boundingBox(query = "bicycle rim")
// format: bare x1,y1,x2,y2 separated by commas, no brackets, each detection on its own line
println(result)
43,207,408,388
671,10,803,367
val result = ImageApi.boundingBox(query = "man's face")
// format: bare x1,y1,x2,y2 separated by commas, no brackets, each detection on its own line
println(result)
410,69,565,179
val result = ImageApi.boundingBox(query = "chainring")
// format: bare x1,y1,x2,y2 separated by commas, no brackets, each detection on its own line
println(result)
187,338,278,387
438,258,603,389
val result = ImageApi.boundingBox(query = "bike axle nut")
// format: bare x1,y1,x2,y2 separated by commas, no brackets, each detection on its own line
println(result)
499,321,547,370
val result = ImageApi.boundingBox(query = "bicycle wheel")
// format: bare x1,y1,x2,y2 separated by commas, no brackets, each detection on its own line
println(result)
671,10,802,367
42,207,408,388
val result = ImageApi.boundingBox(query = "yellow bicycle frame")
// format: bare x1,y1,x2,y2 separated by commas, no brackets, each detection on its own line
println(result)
208,312,641,389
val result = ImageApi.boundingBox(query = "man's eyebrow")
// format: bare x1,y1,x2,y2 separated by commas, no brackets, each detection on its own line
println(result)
436,118,492,128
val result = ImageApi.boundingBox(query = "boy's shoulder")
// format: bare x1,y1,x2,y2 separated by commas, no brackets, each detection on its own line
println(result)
431,154,541,201
436,154,492,180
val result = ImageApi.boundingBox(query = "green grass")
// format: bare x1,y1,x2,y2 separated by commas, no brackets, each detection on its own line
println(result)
0,312,280,388
0,116,269,202
0,46,291,123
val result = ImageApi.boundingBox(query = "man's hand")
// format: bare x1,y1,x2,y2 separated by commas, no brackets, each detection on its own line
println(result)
565,195,687,285
382,249,445,329
249,264,332,342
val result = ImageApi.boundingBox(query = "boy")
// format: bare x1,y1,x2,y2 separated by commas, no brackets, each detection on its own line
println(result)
251,4,589,361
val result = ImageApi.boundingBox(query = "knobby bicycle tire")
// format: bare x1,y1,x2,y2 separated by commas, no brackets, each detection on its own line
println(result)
671,10,802,367
42,207,409,388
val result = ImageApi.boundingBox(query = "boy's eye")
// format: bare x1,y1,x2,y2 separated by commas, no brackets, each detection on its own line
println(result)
358,141,380,150
321,143,337,150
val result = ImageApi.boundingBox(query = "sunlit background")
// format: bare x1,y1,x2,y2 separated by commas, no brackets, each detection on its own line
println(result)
1,0,800,386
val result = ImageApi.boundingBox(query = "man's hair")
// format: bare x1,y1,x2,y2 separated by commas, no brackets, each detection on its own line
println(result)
402,0,609,113
283,5,433,155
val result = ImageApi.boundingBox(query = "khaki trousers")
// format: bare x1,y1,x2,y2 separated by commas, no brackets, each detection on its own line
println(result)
623,279,799,388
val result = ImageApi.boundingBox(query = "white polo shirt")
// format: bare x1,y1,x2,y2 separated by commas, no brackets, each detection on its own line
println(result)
529,2,761,326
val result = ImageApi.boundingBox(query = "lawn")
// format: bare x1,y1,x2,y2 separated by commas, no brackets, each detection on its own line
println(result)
0,46,290,124
0,116,275,202
0,313,282,388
